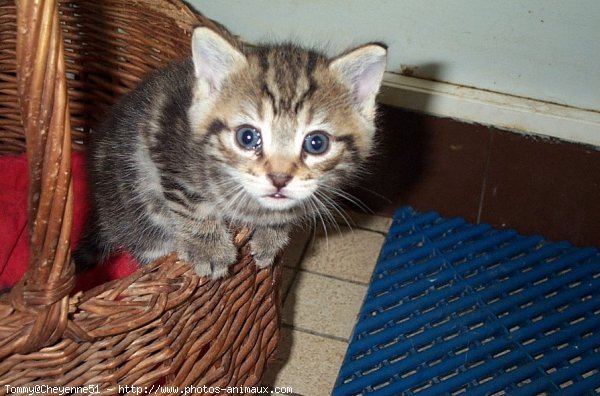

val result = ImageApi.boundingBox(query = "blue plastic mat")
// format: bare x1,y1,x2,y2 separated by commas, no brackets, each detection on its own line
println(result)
333,207,600,395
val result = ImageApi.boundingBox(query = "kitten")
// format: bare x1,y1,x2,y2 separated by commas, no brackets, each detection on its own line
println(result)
74,27,386,279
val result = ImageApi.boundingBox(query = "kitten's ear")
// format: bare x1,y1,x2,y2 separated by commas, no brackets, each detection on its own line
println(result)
330,44,387,118
192,27,246,91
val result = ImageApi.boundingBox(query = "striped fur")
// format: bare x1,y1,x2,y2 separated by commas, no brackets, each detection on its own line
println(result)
74,27,386,279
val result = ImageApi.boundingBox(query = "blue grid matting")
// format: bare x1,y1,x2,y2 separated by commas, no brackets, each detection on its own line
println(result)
334,207,600,396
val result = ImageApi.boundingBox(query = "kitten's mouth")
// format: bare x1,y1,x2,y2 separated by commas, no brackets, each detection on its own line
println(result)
267,192,288,199
257,191,301,211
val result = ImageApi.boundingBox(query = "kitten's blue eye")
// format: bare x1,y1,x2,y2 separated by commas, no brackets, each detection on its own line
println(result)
236,126,262,150
303,132,329,155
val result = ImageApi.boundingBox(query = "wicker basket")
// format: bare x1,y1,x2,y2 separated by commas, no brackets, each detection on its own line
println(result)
0,1,281,394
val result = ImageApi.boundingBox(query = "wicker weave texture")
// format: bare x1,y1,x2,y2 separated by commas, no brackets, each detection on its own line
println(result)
0,1,281,394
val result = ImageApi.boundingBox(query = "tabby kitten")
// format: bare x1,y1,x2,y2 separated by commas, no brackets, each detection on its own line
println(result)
74,27,386,279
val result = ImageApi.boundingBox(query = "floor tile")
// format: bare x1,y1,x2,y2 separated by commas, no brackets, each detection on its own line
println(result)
480,130,600,248
282,271,367,340
301,226,384,284
263,327,348,395
349,105,491,223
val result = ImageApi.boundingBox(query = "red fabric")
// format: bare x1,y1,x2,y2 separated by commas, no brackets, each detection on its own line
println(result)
0,152,139,292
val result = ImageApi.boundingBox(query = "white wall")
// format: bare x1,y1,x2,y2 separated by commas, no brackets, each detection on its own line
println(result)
190,0,600,145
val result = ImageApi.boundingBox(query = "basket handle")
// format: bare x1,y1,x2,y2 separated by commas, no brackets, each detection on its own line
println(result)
8,0,74,354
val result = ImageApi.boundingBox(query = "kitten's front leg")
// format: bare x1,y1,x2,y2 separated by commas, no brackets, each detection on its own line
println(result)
251,224,291,269
175,216,237,279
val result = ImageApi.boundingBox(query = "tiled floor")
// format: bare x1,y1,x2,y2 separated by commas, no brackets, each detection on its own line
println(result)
263,211,392,396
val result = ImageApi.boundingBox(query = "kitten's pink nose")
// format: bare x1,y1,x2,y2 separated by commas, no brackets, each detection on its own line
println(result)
268,173,292,189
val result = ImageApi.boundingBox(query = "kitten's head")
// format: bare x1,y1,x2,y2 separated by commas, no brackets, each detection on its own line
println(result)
189,27,386,224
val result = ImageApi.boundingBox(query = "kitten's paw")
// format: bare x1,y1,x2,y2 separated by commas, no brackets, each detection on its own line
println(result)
189,260,215,278
252,252,276,269
190,260,230,279
179,240,237,279
250,225,290,270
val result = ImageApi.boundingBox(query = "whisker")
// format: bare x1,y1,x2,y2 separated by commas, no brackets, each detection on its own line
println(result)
314,190,348,236
353,185,392,204
322,185,374,214
307,195,329,249
312,192,338,229
224,187,247,226
220,185,245,213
